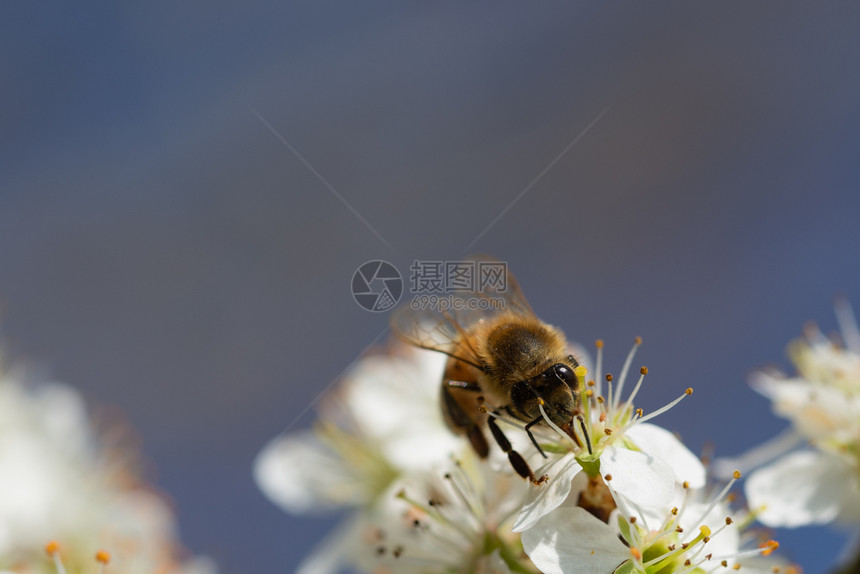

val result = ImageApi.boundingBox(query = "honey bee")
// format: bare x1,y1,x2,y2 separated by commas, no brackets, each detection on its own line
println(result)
391,257,584,484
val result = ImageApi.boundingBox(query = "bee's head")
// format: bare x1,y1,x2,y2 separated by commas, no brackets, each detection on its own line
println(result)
512,362,580,427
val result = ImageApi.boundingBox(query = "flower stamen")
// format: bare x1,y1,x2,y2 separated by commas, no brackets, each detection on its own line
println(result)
687,471,740,529
483,409,527,432
622,366,648,414
45,541,67,574
620,387,693,433
95,550,111,574
538,402,578,449
594,339,604,398
612,337,642,411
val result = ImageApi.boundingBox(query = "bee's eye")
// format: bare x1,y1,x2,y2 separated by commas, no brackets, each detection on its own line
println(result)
553,364,577,386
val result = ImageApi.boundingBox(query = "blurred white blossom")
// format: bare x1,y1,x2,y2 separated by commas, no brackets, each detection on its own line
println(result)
0,360,214,574
353,452,532,574
725,300,860,529
254,344,463,574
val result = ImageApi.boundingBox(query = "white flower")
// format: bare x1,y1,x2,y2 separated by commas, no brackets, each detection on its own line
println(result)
0,380,96,552
522,472,792,574
254,344,464,573
0,365,212,574
745,450,860,527
512,339,704,534
352,451,533,574
729,300,860,528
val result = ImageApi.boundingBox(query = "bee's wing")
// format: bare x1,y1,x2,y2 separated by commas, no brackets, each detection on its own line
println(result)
466,254,535,317
389,305,483,368
390,256,536,370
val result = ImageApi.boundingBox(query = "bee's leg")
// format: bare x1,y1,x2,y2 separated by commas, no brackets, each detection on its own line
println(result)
488,413,548,485
441,380,489,457
503,406,548,459
523,416,548,459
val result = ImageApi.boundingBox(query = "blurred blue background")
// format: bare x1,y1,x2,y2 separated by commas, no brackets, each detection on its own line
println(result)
2,3,860,572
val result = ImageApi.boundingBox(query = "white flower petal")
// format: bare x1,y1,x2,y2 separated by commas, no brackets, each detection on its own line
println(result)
382,429,463,470
836,477,860,524
712,428,802,480
295,514,363,574
0,430,82,548
521,506,629,574
475,549,513,574
626,423,706,488
0,373,208,571
602,445,674,510
745,450,853,527
339,349,462,469
513,454,582,532
31,382,93,452
614,484,685,532
343,350,445,438
254,431,363,513
753,374,860,441
678,501,740,559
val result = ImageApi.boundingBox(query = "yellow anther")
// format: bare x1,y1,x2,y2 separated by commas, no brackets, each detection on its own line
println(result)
760,540,779,556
